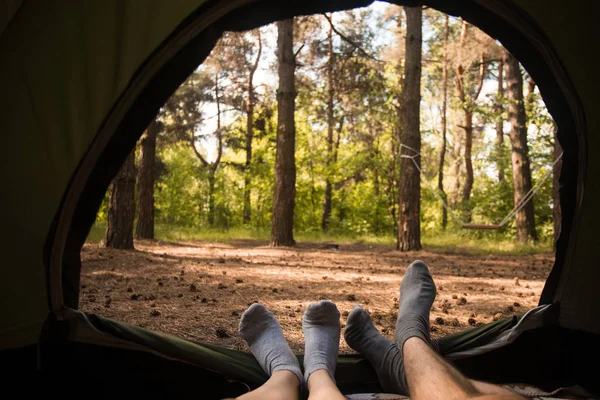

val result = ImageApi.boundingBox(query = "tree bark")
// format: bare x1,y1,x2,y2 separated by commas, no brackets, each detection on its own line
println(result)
504,49,537,242
452,139,463,205
462,107,474,217
438,15,449,230
271,19,297,247
322,14,335,231
389,9,404,239
552,122,562,246
397,6,422,251
207,167,216,226
243,31,262,225
496,59,505,182
135,121,158,240
105,150,136,249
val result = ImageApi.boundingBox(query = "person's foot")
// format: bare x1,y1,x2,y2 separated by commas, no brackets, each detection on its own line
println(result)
344,260,436,394
344,306,407,395
395,260,437,350
239,303,302,384
302,300,341,382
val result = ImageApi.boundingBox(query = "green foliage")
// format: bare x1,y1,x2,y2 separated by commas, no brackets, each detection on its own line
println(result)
154,144,204,226
92,5,557,254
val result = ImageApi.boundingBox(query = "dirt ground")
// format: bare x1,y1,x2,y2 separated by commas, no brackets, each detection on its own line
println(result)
80,240,553,354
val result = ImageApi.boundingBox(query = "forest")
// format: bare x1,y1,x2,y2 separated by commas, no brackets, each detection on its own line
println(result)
81,2,561,353
91,3,560,253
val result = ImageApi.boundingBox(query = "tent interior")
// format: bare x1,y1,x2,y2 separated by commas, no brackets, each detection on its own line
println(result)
1,0,599,398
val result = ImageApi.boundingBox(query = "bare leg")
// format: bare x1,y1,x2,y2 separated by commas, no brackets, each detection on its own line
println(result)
230,304,303,400
307,369,346,400
346,260,526,400
229,370,300,400
303,301,346,400
404,337,525,400
471,380,523,397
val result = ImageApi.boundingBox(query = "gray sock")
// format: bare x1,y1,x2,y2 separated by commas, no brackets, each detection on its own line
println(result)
344,306,407,395
395,260,437,350
239,303,302,384
302,300,341,382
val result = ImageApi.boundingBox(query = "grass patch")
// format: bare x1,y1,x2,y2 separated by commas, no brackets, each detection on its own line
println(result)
87,222,552,255
87,223,270,244
422,231,552,255
87,223,106,243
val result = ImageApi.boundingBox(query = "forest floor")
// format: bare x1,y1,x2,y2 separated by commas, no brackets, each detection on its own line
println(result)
80,239,554,354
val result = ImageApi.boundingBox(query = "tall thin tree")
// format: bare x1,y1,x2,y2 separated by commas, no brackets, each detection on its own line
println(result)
504,49,537,242
437,15,449,230
390,9,405,238
271,18,297,246
190,73,223,226
495,58,505,182
455,21,486,220
105,151,136,249
398,6,422,251
322,13,335,231
552,122,562,246
136,120,159,239
243,31,262,224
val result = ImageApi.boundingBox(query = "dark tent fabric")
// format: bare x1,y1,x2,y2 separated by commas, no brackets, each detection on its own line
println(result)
43,310,518,394
83,312,518,389
1,0,599,397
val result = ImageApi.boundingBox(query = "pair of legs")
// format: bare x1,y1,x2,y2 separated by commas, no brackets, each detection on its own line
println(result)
231,261,525,400
232,300,345,400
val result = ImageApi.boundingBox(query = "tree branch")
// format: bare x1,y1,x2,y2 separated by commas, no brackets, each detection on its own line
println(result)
221,161,245,172
250,30,262,76
294,43,305,61
333,115,344,164
334,170,365,190
321,13,383,63
190,136,209,167
472,53,487,101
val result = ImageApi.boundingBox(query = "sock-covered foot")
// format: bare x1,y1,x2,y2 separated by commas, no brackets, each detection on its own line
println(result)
302,300,341,382
239,303,302,384
344,306,407,395
395,260,437,350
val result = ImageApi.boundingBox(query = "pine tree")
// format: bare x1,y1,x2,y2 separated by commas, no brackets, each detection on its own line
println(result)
105,151,136,249
397,6,422,251
271,18,297,246
504,49,537,242
136,120,159,240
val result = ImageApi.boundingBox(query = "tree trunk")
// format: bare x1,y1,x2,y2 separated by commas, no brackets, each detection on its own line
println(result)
135,121,158,239
553,122,562,246
397,6,422,252
105,151,136,249
191,72,223,227
391,9,404,239
452,138,463,205
438,15,449,230
243,31,262,225
322,14,335,231
462,109,474,217
526,77,536,113
496,59,505,182
208,167,216,226
504,49,537,242
271,19,297,247
455,22,485,221
243,77,253,225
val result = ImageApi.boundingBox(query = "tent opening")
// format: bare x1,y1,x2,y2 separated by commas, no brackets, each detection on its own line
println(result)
79,2,562,354
37,0,589,396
